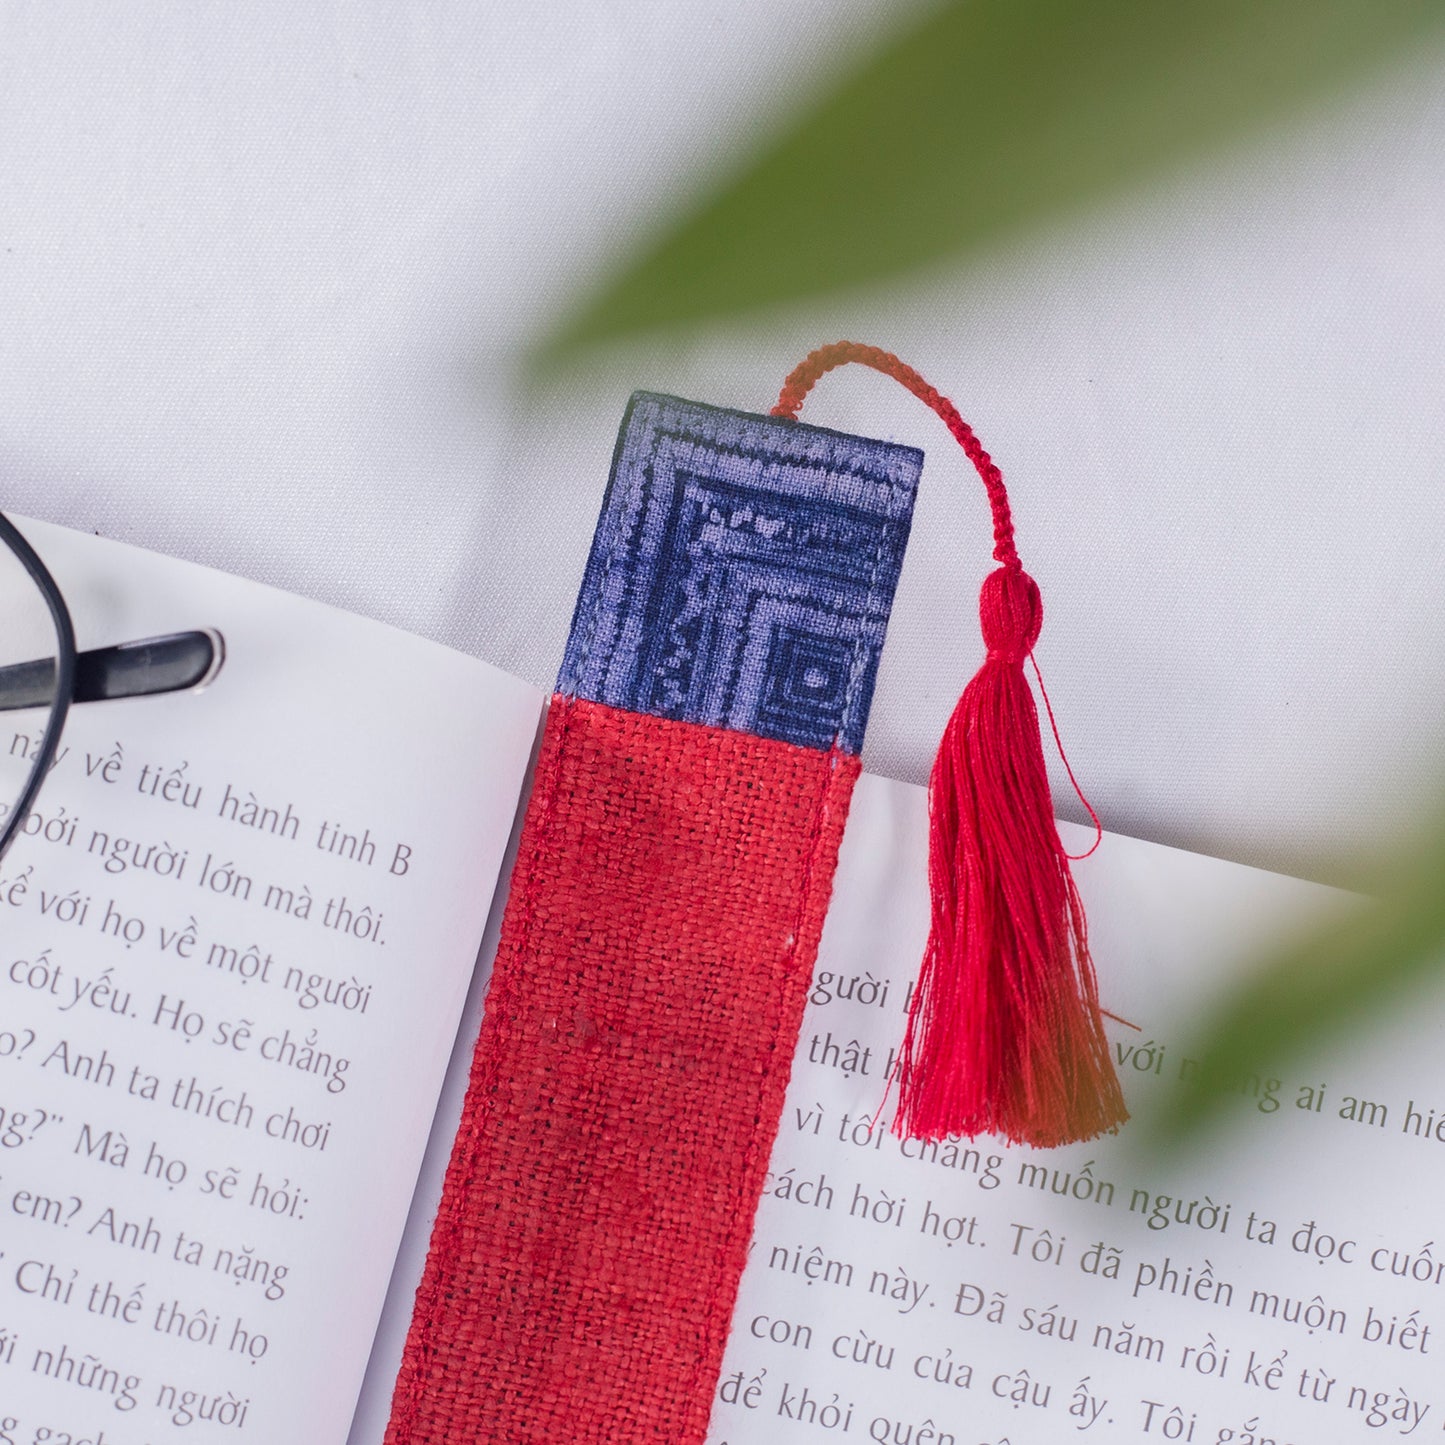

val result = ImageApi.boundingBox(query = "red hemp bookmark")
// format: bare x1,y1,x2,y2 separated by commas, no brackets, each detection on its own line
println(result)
386,342,1124,1445
774,342,1127,1148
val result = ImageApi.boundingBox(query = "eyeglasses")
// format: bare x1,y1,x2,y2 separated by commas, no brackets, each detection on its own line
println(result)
0,512,223,867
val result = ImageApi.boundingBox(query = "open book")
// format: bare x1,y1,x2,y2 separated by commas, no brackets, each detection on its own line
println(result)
3,518,1441,1445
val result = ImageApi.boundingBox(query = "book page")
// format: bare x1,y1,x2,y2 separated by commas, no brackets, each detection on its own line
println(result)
0,520,542,1444
708,772,1443,1445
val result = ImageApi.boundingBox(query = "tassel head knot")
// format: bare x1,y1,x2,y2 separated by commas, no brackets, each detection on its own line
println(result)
980,566,1042,663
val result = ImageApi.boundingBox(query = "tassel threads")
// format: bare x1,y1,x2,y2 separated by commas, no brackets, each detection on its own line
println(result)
773,341,1127,1148
895,565,1125,1146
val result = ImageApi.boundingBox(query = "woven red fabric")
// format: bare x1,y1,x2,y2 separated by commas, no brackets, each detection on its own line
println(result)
386,694,860,1444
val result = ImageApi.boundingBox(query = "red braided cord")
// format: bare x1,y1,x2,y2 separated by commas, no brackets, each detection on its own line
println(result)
772,341,1019,568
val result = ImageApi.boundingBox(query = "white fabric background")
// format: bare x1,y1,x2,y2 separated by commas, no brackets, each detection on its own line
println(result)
3,1,1444,888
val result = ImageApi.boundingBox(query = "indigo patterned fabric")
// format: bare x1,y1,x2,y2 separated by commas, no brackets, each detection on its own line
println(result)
558,393,923,754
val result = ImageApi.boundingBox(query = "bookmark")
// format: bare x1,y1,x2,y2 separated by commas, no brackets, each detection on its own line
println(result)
387,386,919,1444
387,345,1124,1445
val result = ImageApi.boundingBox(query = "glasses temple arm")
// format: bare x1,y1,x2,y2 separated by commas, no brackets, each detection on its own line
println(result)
0,629,224,713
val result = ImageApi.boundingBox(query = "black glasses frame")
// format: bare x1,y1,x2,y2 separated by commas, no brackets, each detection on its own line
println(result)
0,512,225,868
0,512,78,863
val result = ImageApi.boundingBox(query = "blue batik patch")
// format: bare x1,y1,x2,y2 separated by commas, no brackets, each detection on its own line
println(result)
557,393,923,754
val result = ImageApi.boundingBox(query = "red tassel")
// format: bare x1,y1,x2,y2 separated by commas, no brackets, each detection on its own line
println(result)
773,342,1127,1148
896,565,1126,1145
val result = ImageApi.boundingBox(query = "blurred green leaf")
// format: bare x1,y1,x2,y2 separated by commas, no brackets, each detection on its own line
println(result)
1150,813,1445,1145
536,0,1444,363
532,0,1445,1149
